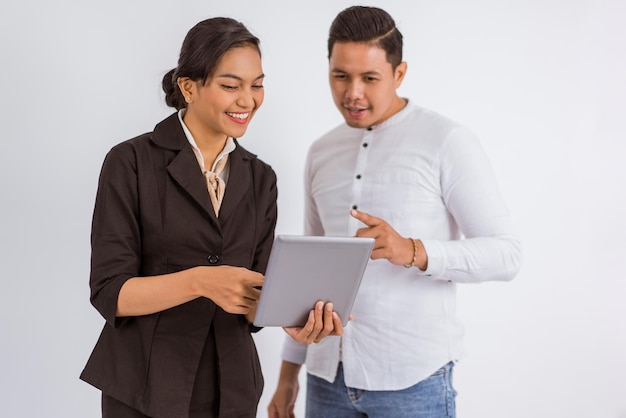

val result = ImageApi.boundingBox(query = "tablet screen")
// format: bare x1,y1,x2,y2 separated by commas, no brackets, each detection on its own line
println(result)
253,235,374,327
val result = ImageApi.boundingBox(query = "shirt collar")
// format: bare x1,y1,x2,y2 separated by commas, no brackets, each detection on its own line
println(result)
177,109,236,171
367,98,415,131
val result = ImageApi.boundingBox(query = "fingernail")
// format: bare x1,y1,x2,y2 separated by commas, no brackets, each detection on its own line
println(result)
326,303,333,311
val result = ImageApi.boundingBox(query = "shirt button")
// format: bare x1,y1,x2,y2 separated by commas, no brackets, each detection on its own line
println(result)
352,205,358,210
207,254,220,264
356,174,361,179
367,127,373,131
362,143,368,148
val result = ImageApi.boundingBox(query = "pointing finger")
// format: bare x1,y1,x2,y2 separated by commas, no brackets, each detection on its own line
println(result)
350,209,380,227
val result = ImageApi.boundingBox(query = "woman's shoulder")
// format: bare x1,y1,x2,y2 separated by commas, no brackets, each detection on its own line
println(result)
233,141,277,184
107,112,182,156
102,132,153,164
234,141,272,168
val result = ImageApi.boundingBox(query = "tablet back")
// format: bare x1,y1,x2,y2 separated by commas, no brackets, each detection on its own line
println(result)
253,235,374,327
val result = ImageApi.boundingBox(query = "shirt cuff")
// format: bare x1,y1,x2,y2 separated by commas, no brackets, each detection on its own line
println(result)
281,335,307,364
416,239,444,279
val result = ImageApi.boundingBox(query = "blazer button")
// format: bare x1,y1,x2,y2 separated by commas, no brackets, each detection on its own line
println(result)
207,254,220,264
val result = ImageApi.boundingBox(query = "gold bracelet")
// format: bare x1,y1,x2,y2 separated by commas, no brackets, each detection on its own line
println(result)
404,238,417,268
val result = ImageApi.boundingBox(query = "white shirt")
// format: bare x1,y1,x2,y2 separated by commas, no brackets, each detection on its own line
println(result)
281,100,522,391
177,109,235,183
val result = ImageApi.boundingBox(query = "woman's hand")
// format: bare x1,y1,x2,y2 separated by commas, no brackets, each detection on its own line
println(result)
194,265,264,315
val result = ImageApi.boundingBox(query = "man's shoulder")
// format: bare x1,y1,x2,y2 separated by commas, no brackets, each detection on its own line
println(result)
407,102,465,130
403,102,479,148
309,121,360,152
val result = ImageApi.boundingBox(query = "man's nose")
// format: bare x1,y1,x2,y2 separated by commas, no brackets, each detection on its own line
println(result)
346,80,365,100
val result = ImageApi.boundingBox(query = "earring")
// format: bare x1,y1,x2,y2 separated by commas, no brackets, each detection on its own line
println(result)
186,96,191,103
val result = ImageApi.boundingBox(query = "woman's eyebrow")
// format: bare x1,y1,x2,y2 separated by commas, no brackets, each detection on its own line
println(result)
216,73,265,81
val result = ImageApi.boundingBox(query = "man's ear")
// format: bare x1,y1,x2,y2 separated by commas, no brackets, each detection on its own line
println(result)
394,61,408,88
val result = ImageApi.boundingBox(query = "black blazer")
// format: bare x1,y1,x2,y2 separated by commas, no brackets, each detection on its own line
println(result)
80,113,278,418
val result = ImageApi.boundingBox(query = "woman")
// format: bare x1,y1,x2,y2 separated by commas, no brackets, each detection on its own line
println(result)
80,17,343,418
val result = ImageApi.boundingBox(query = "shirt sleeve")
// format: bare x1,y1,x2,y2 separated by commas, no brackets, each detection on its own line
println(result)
417,127,522,283
281,334,308,364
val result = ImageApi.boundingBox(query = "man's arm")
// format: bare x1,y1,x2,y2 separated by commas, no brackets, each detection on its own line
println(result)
268,360,302,418
350,127,522,283
350,209,428,269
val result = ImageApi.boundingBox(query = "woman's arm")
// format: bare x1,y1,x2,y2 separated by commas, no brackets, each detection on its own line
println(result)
117,265,264,317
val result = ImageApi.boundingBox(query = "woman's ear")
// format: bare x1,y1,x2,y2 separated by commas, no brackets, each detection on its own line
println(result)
177,77,195,104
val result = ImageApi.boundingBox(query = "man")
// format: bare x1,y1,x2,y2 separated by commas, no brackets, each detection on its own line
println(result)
269,6,522,418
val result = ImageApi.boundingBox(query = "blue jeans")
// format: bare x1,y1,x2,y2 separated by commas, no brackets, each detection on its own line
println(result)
305,362,457,418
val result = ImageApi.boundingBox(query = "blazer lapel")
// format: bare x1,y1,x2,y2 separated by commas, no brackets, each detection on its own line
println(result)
218,145,251,224
150,114,255,225
151,113,219,223
167,147,218,222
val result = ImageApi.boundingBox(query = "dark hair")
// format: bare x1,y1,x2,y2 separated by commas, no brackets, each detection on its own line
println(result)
162,17,261,110
328,6,403,70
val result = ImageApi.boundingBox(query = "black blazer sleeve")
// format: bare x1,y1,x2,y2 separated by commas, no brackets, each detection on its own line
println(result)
89,142,142,327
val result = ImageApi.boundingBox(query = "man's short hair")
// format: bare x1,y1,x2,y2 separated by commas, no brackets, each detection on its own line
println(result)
328,6,403,69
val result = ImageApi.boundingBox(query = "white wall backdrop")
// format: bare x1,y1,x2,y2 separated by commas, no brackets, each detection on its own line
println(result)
1,1,624,417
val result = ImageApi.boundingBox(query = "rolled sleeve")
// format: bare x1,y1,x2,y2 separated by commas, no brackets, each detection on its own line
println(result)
89,144,142,327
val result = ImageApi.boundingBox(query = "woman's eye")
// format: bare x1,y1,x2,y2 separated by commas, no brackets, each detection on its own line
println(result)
252,84,264,90
222,85,238,90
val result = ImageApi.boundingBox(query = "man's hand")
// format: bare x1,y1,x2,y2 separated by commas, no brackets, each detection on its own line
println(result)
283,301,347,344
350,209,427,269
268,361,301,418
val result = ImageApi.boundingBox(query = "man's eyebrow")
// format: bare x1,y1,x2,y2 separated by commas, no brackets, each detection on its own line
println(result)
330,68,381,77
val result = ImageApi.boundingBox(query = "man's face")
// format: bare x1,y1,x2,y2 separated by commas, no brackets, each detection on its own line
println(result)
328,42,406,128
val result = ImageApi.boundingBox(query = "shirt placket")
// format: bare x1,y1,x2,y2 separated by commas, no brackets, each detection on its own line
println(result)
348,127,374,236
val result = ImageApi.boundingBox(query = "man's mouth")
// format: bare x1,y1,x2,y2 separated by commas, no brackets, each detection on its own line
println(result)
345,106,367,118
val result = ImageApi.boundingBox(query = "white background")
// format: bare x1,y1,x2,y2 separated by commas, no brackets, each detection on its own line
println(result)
1,1,625,417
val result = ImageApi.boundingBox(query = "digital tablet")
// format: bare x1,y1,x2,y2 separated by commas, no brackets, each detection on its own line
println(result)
253,235,374,327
